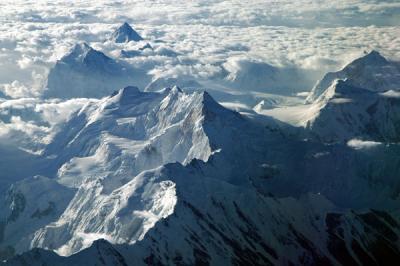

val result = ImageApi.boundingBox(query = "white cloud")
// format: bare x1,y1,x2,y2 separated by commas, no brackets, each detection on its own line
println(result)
1,81,33,98
35,98,97,125
0,0,398,98
347,139,382,150
380,90,400,98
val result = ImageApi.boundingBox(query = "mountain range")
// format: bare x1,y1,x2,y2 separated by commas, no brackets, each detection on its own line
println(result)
1,25,400,266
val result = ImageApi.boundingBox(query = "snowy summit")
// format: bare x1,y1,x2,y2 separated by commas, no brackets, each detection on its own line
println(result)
110,22,144,43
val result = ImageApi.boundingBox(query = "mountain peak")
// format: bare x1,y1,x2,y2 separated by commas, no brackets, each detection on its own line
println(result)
72,42,92,53
61,42,111,67
61,42,92,61
199,90,232,120
111,22,143,43
307,50,399,102
110,86,143,105
351,50,388,67
171,85,183,93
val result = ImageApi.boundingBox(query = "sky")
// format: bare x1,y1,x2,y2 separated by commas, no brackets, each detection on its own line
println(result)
0,0,399,147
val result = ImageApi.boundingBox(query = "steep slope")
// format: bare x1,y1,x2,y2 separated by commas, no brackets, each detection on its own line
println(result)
110,22,143,43
43,86,219,182
5,142,400,265
307,50,400,103
43,43,149,99
9,86,275,257
3,85,400,265
0,176,74,260
306,80,400,142
260,52,400,143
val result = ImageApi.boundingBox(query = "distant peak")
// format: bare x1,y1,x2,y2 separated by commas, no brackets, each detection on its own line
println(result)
350,50,388,67
61,42,109,64
139,43,153,51
364,50,386,60
171,85,183,93
122,22,131,28
69,42,92,56
112,22,143,43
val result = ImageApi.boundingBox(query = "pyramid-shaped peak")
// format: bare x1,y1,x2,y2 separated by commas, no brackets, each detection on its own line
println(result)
64,42,92,59
349,50,388,68
171,85,183,93
72,42,92,53
363,50,387,61
139,43,153,51
112,22,143,43
364,50,383,58
61,42,109,64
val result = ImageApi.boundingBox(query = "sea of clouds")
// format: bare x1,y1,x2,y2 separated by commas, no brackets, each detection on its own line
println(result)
0,0,399,147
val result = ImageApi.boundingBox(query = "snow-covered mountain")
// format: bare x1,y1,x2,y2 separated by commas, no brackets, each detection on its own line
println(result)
257,51,400,143
304,52,400,143
110,22,144,43
306,50,400,103
43,43,149,99
306,79,400,142
0,176,74,258
5,137,400,265
2,82,400,265
1,86,276,259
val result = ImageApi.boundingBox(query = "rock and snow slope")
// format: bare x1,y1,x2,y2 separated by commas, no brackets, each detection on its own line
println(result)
2,82,400,265
258,51,400,143
43,43,149,99
32,86,237,255
5,143,400,265
306,50,400,103
304,52,400,142
1,85,278,259
305,79,400,142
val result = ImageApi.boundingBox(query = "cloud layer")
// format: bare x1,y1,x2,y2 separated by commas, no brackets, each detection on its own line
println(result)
0,0,399,96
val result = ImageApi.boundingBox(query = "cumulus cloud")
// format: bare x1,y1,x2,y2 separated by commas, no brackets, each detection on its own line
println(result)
0,116,51,147
0,0,399,98
35,98,96,125
1,81,33,98
0,96,92,150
